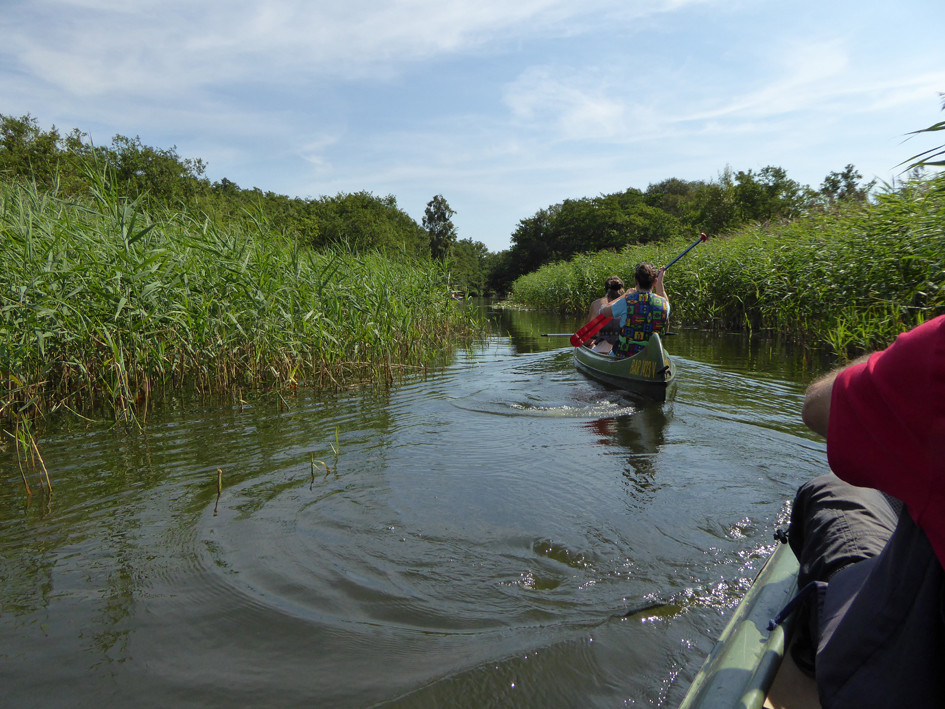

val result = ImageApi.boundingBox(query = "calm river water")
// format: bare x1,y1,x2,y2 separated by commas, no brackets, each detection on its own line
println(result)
1,302,834,707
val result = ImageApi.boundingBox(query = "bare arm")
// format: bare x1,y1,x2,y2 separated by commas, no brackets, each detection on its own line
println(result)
801,354,871,437
653,267,668,304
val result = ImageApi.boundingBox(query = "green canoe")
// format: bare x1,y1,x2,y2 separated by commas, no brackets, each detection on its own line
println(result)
679,541,803,709
573,332,676,400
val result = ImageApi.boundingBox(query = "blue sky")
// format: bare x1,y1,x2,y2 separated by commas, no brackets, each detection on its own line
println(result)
3,0,944,253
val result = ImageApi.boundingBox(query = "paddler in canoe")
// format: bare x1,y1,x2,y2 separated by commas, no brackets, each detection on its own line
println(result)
595,262,670,357
569,233,705,351
772,314,945,708
585,275,625,353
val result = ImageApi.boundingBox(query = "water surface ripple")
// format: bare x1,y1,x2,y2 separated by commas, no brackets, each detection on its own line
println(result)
0,311,832,707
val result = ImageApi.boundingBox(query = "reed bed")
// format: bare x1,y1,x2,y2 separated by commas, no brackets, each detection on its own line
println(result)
0,178,482,426
511,172,945,356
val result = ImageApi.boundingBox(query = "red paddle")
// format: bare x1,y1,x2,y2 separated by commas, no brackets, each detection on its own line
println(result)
570,314,610,347
569,232,708,347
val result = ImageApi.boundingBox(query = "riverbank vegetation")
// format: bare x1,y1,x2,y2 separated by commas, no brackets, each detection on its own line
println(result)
1,155,482,431
1,112,504,295
0,114,453,258
486,164,875,295
3,107,942,435
510,169,945,356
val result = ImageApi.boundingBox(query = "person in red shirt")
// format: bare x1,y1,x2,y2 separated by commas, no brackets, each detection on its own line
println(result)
802,315,945,565
786,314,945,707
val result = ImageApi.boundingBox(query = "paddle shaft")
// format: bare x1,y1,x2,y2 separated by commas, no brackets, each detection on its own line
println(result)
664,232,708,270
569,232,708,347
544,331,676,337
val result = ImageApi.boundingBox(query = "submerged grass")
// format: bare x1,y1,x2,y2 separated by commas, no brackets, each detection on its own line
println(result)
511,173,945,356
0,177,482,430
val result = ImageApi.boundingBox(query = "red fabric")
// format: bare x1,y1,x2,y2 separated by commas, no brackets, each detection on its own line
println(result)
827,315,945,568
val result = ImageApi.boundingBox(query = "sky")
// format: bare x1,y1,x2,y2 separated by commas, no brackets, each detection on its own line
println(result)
2,0,944,253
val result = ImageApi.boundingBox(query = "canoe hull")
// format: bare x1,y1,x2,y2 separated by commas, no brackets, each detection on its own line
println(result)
573,333,675,400
679,542,801,709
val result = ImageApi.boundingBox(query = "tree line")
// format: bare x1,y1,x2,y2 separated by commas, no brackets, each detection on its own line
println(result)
486,164,874,295
1,114,479,264
2,112,876,298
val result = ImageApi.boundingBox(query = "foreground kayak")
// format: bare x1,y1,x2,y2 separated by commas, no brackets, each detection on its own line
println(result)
679,541,809,709
573,332,675,400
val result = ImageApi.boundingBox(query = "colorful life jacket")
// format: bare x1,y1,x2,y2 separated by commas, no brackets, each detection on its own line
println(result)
613,291,669,357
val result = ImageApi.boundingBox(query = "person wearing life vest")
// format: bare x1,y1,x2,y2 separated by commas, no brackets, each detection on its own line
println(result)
599,262,670,358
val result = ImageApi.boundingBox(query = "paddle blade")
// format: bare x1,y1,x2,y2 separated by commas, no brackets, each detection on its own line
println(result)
570,313,610,347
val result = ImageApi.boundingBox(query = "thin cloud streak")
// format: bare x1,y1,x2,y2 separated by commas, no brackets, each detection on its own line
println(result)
2,0,943,250
6,0,695,92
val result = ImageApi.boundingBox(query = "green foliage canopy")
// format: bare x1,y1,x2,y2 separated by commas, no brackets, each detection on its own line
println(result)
308,191,429,257
509,169,945,355
448,238,491,295
489,162,877,294
501,188,686,287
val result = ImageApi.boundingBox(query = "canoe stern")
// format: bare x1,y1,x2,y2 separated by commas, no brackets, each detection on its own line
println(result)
573,333,675,397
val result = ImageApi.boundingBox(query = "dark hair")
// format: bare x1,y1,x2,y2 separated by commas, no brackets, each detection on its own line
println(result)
604,275,624,295
634,263,658,290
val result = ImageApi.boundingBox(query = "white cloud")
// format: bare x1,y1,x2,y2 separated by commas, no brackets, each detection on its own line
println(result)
2,0,943,251
5,0,722,96
503,67,623,137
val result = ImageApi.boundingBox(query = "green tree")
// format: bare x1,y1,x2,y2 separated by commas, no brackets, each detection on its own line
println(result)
485,249,518,297
690,178,737,236
0,113,89,193
0,114,58,185
449,238,491,295
549,190,682,255
644,177,703,224
819,164,874,205
423,194,458,259
507,206,558,276
108,134,208,204
732,166,806,223
308,191,428,256
502,188,684,283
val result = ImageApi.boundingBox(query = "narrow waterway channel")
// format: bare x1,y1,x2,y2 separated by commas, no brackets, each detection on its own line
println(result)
0,301,834,707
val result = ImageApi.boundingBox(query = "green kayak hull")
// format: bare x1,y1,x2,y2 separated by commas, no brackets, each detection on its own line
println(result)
679,542,801,709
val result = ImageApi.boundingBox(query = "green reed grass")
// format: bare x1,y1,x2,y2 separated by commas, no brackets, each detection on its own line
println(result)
1,177,482,426
510,173,945,357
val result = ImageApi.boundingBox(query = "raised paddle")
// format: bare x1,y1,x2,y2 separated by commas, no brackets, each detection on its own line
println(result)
663,231,709,270
568,232,708,347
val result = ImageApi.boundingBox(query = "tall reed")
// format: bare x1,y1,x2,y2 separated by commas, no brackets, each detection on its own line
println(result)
510,173,945,356
0,176,482,425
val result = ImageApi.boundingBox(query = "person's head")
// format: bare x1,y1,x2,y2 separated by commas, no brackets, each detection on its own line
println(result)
634,262,658,290
604,276,624,298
